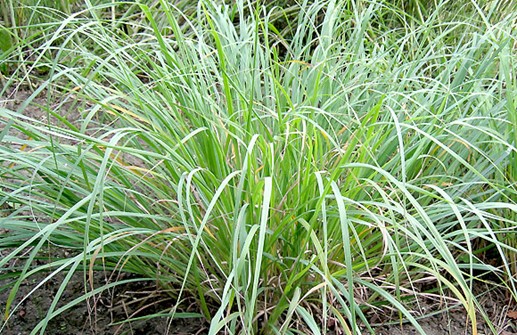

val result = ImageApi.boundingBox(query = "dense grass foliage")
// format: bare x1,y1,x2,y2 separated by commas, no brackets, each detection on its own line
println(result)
1,0,516,334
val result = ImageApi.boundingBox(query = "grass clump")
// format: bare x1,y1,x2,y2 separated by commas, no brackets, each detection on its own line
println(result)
1,0,516,334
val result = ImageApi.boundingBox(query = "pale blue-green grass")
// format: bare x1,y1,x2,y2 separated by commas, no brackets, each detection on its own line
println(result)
1,0,516,334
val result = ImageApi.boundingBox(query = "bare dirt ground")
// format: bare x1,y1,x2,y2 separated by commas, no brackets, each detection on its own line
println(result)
0,248,206,335
2,86,517,334
1,259,516,335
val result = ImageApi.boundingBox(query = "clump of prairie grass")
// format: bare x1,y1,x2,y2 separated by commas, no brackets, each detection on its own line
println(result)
1,0,516,334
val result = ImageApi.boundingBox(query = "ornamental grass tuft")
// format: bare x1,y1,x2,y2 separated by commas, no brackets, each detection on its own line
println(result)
1,0,516,334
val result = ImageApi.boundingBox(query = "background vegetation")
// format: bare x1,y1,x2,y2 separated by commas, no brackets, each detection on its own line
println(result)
1,0,516,334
